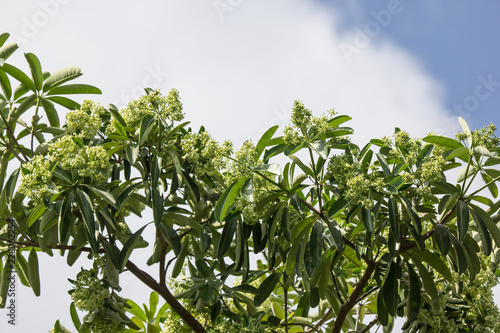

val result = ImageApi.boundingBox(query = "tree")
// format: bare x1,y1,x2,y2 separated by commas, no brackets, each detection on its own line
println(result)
1,32,500,333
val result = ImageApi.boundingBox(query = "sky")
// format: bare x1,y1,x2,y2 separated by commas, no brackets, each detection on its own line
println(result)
1,0,500,331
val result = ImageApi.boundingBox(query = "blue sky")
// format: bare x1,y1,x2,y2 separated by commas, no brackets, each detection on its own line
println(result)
1,0,500,331
326,0,500,131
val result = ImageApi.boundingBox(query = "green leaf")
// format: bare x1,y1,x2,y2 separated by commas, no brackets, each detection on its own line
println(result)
446,146,469,161
108,104,128,128
376,153,391,176
382,260,398,316
388,197,400,241
256,125,279,160
254,273,281,307
214,178,246,221
241,175,254,202
310,221,323,269
11,93,36,121
377,289,388,326
28,249,41,296
152,189,163,226
217,217,237,258
0,42,18,61
451,234,467,274
1,63,36,91
159,224,181,255
195,259,211,278
75,189,99,254
289,154,314,177
326,217,343,252
423,135,463,149
231,284,259,294
0,69,11,99
413,260,440,314
434,224,451,257
172,237,189,278
46,96,80,110
309,139,328,159
46,83,101,95
165,213,204,233
327,196,350,217
71,136,84,148
0,33,9,47
118,225,148,271
43,66,82,92
400,196,422,234
361,207,373,233
69,303,84,333
126,299,148,323
470,209,492,255
82,185,117,208
328,115,352,127
149,291,159,317
58,192,74,243
403,262,421,329
27,204,46,227
24,53,43,91
469,204,500,248
456,200,470,242
253,163,281,175
458,117,472,147
41,98,60,127
481,172,498,198
139,115,155,145
407,248,452,281
211,300,222,323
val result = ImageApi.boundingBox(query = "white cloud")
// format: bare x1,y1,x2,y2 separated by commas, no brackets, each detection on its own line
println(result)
1,0,453,330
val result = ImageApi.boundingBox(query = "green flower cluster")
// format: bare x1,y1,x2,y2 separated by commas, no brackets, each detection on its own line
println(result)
70,269,110,312
181,130,232,177
386,130,446,183
18,155,56,204
225,142,276,225
65,100,106,139
118,89,184,128
327,149,373,201
456,122,500,150
417,255,500,332
283,100,334,144
89,318,125,333
49,135,110,182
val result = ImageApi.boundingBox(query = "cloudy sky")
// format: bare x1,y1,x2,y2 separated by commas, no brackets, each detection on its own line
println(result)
1,0,500,331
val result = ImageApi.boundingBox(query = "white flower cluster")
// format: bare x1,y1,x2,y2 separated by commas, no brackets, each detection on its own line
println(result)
65,100,106,139
71,269,109,312
18,155,57,204
283,100,335,145
181,131,232,177
49,135,110,182
417,255,500,332
117,89,184,129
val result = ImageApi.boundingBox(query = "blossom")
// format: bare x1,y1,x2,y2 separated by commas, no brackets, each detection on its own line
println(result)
70,269,109,312
48,135,110,182
283,100,337,144
118,89,184,129
456,122,499,150
181,131,232,177
18,155,56,204
65,100,106,139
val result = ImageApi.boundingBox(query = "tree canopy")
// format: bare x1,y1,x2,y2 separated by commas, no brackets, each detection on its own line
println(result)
1,32,500,333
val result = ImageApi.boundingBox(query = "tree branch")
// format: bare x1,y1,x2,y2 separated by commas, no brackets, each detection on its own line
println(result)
331,260,376,333
125,260,206,333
